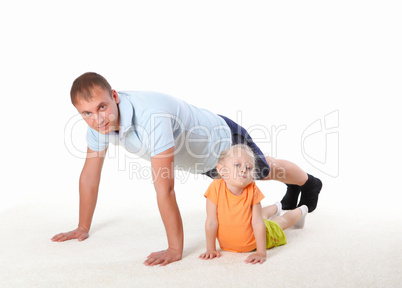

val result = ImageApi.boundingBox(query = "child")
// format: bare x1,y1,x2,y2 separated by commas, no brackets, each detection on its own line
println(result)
199,144,308,264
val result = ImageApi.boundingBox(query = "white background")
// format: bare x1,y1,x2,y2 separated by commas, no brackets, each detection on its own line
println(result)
1,0,401,216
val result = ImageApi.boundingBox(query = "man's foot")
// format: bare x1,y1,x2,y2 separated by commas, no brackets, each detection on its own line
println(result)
297,174,322,213
280,184,301,210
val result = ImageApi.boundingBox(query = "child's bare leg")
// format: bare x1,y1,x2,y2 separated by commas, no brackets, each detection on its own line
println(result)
262,202,282,220
271,205,308,230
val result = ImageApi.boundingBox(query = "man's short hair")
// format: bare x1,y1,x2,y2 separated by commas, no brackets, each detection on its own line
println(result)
70,72,112,105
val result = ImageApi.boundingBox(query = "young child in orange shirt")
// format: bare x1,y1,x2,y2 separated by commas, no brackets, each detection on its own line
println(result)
199,144,308,264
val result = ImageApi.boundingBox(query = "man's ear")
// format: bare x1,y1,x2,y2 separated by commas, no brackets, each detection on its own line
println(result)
111,89,120,104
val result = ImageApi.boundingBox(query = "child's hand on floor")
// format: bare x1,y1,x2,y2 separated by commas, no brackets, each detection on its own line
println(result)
199,250,221,260
245,252,266,264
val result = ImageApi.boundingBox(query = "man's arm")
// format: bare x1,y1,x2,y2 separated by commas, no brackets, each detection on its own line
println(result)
144,146,183,266
199,198,221,260
51,147,107,242
245,202,267,264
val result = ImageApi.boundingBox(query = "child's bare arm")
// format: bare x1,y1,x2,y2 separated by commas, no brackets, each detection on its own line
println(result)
51,147,107,242
246,202,267,264
199,198,221,260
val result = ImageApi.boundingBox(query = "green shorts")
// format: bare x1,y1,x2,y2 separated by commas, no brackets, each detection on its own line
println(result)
264,219,287,249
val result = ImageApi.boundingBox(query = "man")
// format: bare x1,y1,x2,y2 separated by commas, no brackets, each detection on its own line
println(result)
52,72,322,266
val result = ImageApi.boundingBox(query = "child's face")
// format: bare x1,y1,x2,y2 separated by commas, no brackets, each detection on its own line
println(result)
74,87,120,135
218,148,255,192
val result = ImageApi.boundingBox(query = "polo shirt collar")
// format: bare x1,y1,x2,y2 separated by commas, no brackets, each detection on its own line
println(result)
117,92,135,139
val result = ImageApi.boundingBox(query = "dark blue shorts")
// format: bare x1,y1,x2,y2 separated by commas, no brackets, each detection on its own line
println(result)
203,115,270,180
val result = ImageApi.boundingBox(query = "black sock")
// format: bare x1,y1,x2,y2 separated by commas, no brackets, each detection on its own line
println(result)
297,174,322,213
280,184,301,210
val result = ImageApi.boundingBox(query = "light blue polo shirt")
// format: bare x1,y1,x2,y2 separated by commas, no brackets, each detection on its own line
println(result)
86,91,232,173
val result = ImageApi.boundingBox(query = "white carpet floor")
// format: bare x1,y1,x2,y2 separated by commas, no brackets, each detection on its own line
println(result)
1,175,401,288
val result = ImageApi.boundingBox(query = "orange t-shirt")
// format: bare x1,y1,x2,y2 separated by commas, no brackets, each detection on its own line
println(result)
204,179,265,252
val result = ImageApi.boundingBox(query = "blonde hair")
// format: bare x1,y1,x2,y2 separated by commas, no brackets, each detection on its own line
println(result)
218,144,256,167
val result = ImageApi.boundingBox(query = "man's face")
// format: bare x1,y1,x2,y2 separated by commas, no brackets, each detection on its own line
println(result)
74,87,120,134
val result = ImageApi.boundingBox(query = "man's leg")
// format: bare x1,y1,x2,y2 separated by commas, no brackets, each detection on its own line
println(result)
263,156,322,213
263,156,308,185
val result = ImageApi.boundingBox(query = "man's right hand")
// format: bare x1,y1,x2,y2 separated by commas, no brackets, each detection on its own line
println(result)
51,227,89,242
